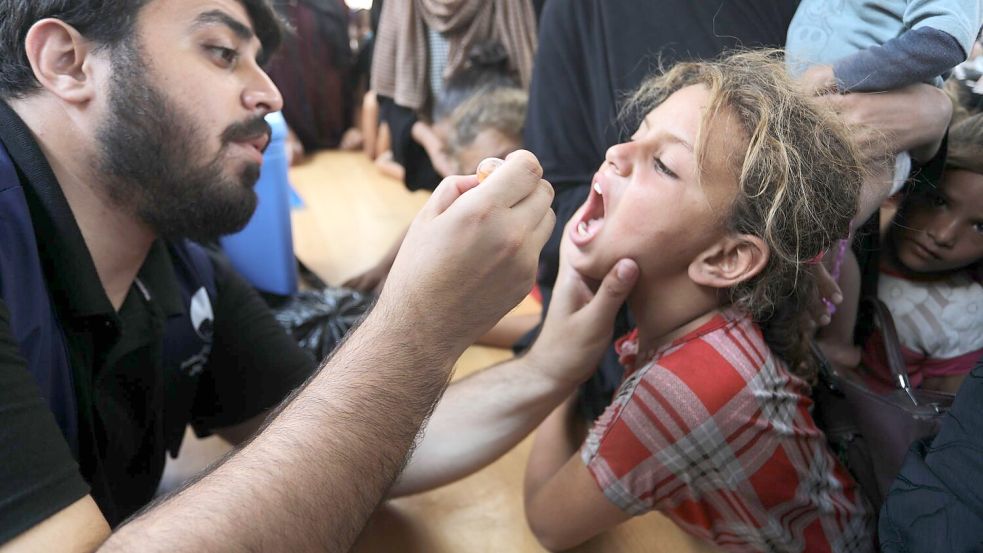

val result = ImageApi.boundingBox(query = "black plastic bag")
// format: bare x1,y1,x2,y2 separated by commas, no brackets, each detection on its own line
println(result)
272,287,374,360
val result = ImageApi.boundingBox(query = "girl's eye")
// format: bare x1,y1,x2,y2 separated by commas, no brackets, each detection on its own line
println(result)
974,222,983,235
208,46,239,67
931,193,947,208
654,158,677,178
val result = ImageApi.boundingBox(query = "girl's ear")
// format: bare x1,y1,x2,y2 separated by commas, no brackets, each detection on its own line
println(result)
688,234,769,288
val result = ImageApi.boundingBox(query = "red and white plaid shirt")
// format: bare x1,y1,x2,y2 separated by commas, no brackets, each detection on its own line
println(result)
581,309,873,552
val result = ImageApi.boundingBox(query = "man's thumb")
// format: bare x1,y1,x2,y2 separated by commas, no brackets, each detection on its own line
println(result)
584,259,638,319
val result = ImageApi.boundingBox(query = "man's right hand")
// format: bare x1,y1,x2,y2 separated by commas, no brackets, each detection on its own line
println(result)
378,150,556,354
527,206,639,385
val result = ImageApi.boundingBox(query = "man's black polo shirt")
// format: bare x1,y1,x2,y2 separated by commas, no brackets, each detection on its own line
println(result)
0,101,315,542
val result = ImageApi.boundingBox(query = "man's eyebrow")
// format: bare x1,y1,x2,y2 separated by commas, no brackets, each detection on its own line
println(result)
194,10,268,61
194,10,255,42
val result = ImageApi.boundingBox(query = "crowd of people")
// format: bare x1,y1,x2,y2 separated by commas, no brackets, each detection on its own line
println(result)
0,1,981,552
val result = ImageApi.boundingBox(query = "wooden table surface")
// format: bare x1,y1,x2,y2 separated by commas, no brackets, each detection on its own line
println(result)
161,151,716,552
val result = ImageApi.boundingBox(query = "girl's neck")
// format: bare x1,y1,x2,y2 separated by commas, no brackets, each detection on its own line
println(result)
628,274,722,362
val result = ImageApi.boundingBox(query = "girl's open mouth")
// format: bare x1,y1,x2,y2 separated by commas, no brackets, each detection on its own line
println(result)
570,179,607,247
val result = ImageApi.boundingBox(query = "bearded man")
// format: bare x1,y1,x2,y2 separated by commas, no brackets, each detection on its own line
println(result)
0,1,642,551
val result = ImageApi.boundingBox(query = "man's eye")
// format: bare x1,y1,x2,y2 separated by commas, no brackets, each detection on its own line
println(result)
208,46,239,67
973,222,983,235
654,158,677,178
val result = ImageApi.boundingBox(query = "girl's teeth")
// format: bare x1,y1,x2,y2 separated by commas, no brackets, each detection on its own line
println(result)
593,181,602,195
578,221,588,236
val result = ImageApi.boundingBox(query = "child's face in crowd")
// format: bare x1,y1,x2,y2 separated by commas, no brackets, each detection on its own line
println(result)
454,128,521,174
893,169,983,274
567,85,743,283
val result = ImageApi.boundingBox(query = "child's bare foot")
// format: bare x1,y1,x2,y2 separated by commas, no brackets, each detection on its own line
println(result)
340,128,364,151
374,150,405,181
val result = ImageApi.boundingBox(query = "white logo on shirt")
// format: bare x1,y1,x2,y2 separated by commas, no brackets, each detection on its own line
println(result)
189,287,214,341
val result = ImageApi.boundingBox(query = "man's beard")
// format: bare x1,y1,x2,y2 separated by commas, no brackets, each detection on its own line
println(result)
95,43,271,242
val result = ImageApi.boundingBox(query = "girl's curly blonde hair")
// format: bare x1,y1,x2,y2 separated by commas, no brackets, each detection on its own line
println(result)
622,49,863,382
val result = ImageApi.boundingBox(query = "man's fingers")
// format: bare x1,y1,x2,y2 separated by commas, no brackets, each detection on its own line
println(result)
427,174,481,215
476,157,504,182
511,179,555,231
531,207,557,254
472,150,544,208
580,259,638,322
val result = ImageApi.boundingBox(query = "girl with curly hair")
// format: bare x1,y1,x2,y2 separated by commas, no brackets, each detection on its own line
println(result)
522,50,874,552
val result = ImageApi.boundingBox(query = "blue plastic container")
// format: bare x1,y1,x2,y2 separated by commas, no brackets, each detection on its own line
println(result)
220,111,298,296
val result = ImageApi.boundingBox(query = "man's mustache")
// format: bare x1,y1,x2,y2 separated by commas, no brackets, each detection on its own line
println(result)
221,116,272,152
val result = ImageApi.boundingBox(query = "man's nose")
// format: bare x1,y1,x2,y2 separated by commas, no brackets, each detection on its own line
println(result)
242,69,284,115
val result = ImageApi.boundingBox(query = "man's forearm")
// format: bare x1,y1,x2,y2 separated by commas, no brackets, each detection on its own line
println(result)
102,308,466,553
391,354,578,497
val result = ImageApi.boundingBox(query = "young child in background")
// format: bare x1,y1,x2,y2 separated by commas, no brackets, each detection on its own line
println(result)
443,87,527,175
862,114,983,394
344,83,528,296
344,87,535,347
786,0,981,371
523,51,873,552
412,85,527,178
410,42,527,178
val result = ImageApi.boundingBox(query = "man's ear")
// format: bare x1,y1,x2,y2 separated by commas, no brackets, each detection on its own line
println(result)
23,18,98,104
688,234,769,289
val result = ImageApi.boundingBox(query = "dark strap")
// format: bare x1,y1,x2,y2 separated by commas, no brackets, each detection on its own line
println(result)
862,296,911,389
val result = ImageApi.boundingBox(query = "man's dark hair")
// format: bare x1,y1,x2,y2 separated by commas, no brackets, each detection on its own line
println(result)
0,0,283,99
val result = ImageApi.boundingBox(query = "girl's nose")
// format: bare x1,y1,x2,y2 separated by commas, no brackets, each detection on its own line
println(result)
926,216,958,247
604,142,634,176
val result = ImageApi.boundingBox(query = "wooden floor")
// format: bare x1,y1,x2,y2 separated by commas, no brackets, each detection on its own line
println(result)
164,151,717,553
